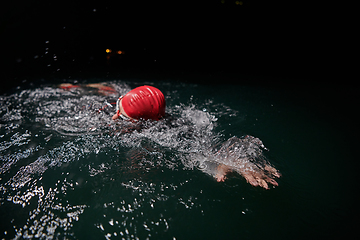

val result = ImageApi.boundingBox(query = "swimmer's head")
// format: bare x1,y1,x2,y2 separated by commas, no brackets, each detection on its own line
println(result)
115,85,166,121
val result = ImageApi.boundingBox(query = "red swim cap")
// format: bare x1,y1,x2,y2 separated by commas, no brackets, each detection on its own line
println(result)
121,85,166,120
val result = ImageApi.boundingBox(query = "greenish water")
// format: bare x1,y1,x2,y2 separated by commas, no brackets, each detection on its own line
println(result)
1,78,358,239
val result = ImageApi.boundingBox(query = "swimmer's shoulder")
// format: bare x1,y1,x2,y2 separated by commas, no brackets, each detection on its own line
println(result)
160,113,178,126
160,113,192,128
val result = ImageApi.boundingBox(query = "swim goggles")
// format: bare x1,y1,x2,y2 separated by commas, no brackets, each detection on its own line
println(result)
115,96,131,121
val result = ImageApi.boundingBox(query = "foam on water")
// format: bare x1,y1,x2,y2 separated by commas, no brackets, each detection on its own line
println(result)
0,81,276,239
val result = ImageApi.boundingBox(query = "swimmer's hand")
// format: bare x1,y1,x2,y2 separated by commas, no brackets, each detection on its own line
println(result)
238,164,281,189
215,163,281,189
215,164,231,182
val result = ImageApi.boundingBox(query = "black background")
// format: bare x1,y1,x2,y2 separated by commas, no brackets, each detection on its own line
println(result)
1,0,350,88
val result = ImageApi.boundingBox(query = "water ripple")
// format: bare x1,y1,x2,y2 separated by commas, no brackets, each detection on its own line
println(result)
0,81,275,239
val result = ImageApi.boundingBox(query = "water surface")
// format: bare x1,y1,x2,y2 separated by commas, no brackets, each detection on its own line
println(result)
1,78,357,239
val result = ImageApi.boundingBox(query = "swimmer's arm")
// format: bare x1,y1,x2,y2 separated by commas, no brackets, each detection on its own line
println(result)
59,83,117,96
86,83,117,95
58,83,80,90
235,163,280,189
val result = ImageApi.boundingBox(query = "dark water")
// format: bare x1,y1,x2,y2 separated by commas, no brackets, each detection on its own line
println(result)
0,78,358,239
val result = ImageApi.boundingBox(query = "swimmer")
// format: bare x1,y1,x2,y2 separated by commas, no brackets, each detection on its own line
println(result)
59,83,280,189
112,86,280,189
